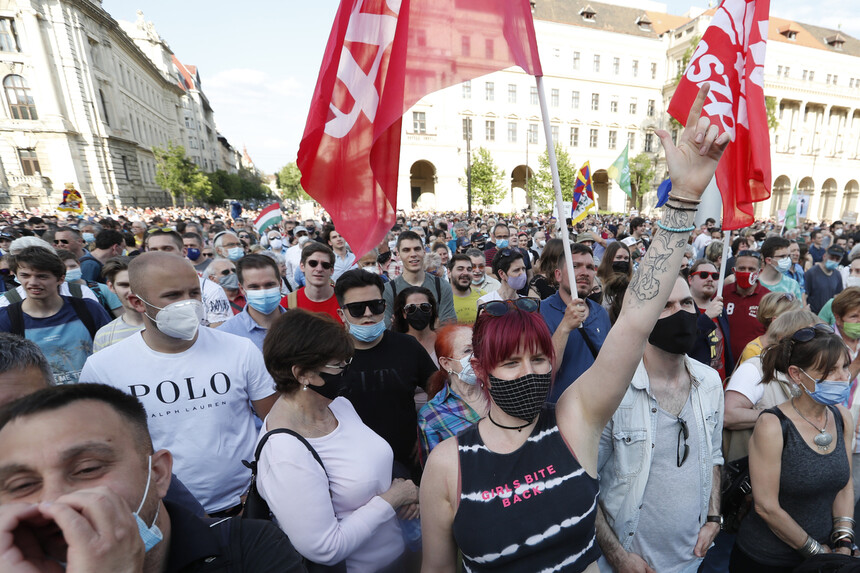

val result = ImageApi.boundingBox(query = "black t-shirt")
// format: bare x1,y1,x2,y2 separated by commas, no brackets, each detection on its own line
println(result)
342,330,437,478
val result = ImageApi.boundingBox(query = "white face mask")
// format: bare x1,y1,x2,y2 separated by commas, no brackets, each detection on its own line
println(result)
137,295,204,340
269,238,283,251
297,235,309,245
847,276,860,288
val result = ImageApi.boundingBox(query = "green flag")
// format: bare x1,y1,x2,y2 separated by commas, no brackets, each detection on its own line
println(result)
607,143,631,198
784,183,798,230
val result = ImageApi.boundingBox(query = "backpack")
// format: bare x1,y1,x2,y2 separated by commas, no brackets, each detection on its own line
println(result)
5,295,98,341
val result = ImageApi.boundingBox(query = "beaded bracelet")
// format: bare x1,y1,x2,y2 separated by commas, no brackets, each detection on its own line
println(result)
656,221,695,233
667,193,701,204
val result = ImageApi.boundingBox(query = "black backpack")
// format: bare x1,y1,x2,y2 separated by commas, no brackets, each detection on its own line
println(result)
5,295,98,341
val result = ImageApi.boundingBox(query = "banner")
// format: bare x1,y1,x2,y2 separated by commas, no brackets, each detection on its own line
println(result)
607,144,631,198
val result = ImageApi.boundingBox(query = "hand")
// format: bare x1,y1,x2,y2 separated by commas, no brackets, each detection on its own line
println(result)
559,299,589,334
380,479,419,510
396,503,419,521
705,296,723,319
834,546,852,556
693,522,720,558
0,503,64,573
656,84,731,200
614,551,656,573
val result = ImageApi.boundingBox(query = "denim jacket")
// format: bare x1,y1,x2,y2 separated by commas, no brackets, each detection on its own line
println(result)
597,356,724,553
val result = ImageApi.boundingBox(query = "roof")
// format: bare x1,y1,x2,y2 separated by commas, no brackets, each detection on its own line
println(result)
172,55,195,91
645,10,691,36
791,21,860,57
533,0,665,39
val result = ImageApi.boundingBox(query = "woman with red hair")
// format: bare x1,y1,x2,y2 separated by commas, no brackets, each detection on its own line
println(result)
417,325,488,465
419,85,729,572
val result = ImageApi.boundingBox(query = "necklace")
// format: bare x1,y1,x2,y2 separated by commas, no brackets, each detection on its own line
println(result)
488,412,531,432
791,399,832,451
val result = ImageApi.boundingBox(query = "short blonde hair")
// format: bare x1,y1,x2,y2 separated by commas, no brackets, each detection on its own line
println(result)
767,309,821,342
757,291,802,327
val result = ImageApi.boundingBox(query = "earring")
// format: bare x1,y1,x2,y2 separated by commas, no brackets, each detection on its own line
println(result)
302,382,309,391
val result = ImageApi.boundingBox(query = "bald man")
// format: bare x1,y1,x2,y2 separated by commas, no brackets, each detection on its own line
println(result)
80,252,278,516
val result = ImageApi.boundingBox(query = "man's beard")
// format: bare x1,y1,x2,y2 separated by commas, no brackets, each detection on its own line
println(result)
453,278,471,293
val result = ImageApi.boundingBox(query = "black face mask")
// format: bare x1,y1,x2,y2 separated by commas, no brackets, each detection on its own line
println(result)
587,291,603,305
648,310,698,355
488,372,553,423
611,261,630,274
310,372,347,400
406,309,433,331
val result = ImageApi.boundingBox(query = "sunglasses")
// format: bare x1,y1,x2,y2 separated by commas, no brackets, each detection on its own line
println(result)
53,239,71,245
791,323,834,343
342,299,386,318
677,417,690,468
202,252,214,258
306,259,333,270
736,249,762,260
477,297,540,318
691,271,719,280
405,302,433,315
147,227,175,234
238,234,251,239
219,268,236,276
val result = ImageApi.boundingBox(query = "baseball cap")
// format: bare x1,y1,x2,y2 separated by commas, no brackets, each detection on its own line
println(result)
621,236,640,247
576,232,596,244
456,236,471,248
294,226,308,235
470,232,484,243
827,245,846,258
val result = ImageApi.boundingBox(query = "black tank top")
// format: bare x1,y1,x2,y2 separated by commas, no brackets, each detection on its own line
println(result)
452,405,601,572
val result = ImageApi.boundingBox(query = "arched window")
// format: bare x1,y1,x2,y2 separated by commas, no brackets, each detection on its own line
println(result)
4,75,37,120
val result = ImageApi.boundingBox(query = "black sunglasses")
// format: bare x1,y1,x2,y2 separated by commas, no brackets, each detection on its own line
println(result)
307,259,333,270
677,417,690,468
53,239,71,245
219,268,236,276
791,323,834,343
477,297,540,318
342,299,386,318
405,302,433,315
202,252,214,258
691,271,719,280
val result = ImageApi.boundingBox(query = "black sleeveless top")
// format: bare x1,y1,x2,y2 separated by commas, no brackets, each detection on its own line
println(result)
736,405,850,567
452,405,601,572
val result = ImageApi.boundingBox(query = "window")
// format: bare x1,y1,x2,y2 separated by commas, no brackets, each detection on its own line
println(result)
803,70,809,81
573,51,580,69
0,18,20,53
610,100,618,113
485,120,495,141
530,86,538,105
628,132,636,151
551,125,559,143
508,84,517,104
571,91,580,109
462,80,471,99
122,155,130,180
589,129,598,148
784,66,790,77
629,99,637,115
507,122,517,143
832,75,838,85
485,82,494,101
462,118,472,140
4,75,36,120
591,93,599,111
485,39,494,60
647,99,655,117
18,149,40,176
461,36,470,57
185,115,194,129
632,60,639,77
777,65,783,77
98,89,110,125
613,57,620,75
189,136,198,149
809,71,814,81
528,123,539,144
551,88,559,107
644,132,654,152
608,130,617,149
593,54,600,72
570,127,579,146
413,111,426,134
651,62,657,79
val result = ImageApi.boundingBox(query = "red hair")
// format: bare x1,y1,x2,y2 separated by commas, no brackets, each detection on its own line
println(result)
472,308,556,397
427,325,472,399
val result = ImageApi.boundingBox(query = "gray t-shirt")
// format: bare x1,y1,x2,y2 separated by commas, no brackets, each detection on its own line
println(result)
629,396,702,573
383,273,457,327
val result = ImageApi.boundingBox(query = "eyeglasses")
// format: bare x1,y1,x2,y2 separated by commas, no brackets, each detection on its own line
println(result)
218,268,236,276
477,297,540,318
677,417,690,467
405,302,433,314
342,299,386,318
306,259,333,270
691,271,719,280
791,323,834,343
323,357,352,371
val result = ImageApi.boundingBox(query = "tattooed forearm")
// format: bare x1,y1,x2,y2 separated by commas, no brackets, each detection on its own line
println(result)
627,206,694,306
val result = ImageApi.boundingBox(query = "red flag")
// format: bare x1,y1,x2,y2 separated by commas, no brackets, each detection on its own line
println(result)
667,0,771,231
297,0,542,257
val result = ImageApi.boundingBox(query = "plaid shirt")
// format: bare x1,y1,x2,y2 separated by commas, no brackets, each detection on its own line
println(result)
418,383,481,465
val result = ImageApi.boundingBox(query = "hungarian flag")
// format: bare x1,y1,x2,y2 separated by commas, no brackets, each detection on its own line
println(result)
254,203,282,235
667,0,771,231
297,0,542,257
571,162,595,224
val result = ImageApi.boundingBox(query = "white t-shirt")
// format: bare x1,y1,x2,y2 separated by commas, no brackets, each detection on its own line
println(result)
477,289,518,306
80,327,276,513
725,355,784,405
283,244,304,287
257,398,403,571
199,275,231,326
0,283,98,307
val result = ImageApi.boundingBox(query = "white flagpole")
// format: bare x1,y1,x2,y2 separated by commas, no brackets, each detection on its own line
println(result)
535,76,578,299
716,230,731,298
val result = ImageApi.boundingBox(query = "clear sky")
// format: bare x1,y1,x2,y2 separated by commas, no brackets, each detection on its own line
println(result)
102,1,860,175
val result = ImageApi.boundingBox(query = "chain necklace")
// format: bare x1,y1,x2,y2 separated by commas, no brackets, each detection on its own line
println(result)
791,399,832,451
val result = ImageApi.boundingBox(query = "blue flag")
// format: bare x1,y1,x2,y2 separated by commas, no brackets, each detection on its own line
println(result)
656,178,672,207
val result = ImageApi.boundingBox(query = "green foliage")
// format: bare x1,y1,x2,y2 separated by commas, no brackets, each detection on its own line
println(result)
765,96,779,131
465,147,505,207
276,162,311,201
674,34,702,84
527,143,577,208
629,153,656,211
207,168,271,204
153,143,212,206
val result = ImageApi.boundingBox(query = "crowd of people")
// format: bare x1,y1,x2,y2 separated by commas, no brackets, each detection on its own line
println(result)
0,89,858,572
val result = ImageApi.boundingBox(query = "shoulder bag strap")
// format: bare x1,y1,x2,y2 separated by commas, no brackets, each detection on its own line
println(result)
68,282,84,298
7,301,25,337
254,428,327,475
67,296,99,341
3,288,22,304
434,275,441,302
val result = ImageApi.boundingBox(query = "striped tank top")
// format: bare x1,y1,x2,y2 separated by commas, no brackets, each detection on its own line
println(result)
452,405,601,572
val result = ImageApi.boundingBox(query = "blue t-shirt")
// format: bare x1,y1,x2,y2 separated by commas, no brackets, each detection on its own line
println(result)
0,297,111,384
540,293,611,403
804,265,843,314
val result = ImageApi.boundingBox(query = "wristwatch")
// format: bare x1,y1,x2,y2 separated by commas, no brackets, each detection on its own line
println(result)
707,515,724,529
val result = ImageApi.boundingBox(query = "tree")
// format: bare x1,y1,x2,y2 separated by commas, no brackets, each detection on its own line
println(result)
527,143,577,209
765,96,779,131
465,147,505,207
629,152,656,211
153,143,211,207
276,162,311,201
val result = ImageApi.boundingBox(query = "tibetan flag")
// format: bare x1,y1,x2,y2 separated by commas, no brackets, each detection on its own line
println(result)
571,162,595,224
297,0,542,257
607,144,631,198
783,183,798,231
254,203,282,235
667,0,772,231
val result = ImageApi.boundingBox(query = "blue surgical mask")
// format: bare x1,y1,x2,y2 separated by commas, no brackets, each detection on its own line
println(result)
776,257,792,272
825,260,840,271
496,239,509,249
64,268,82,282
186,247,201,261
455,354,478,385
134,456,164,552
800,368,850,406
227,246,244,261
82,232,95,243
346,318,386,342
245,287,282,315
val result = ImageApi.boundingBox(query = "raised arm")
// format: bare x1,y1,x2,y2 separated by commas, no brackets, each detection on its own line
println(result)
558,84,730,449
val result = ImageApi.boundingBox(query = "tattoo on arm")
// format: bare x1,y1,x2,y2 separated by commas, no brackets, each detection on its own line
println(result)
627,207,693,306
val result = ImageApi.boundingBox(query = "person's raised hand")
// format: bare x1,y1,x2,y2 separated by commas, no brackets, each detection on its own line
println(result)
705,296,723,319
655,84,731,200
0,503,63,573
559,299,589,334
